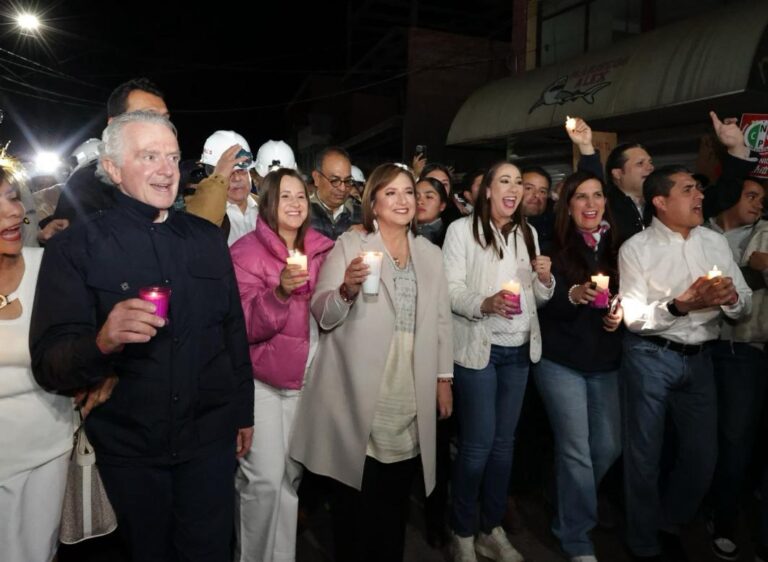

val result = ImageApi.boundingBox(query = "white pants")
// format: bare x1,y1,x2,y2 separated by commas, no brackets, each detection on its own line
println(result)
235,380,303,562
0,451,69,562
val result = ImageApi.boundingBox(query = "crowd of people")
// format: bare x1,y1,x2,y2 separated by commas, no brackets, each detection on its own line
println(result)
1,76,767,562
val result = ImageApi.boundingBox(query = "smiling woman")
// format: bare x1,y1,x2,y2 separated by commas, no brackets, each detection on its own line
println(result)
290,163,454,562
0,155,74,562
442,161,554,560
535,171,623,559
229,168,334,562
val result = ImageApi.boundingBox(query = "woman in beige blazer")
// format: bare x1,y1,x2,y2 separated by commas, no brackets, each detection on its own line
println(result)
290,163,453,562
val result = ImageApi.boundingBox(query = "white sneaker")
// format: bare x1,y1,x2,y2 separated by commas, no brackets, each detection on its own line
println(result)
571,557,598,562
451,533,478,562
475,527,524,562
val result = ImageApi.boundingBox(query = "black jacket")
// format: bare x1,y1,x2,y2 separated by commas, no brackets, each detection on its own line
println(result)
578,151,756,244
53,162,117,225
30,190,254,466
539,237,623,372
527,207,555,256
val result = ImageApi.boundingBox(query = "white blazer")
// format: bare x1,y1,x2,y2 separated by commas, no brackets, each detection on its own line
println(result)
442,216,554,369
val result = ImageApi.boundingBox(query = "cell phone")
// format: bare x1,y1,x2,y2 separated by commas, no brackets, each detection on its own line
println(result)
235,148,253,169
608,294,622,315
415,144,427,159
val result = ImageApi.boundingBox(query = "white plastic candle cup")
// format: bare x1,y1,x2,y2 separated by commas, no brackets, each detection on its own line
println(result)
286,250,308,272
360,252,383,296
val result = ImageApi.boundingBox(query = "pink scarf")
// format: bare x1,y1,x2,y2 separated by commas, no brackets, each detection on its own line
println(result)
577,220,610,252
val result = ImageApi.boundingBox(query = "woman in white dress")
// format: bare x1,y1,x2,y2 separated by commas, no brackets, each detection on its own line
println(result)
0,154,73,562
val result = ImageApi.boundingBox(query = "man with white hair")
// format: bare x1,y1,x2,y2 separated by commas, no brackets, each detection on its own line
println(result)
30,110,254,562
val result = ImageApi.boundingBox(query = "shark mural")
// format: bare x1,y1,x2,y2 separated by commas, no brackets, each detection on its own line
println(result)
528,76,611,114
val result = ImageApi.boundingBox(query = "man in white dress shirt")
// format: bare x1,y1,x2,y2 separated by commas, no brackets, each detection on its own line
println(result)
200,130,258,246
618,165,752,562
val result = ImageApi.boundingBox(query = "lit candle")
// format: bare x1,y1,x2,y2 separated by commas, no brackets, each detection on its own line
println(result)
565,115,576,131
286,249,307,272
707,265,722,280
138,286,171,322
360,251,384,296
590,273,610,308
501,279,522,316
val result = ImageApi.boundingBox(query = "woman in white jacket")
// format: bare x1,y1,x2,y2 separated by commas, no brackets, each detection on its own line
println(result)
443,161,554,562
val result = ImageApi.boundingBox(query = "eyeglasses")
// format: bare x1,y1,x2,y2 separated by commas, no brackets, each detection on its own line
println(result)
317,171,355,189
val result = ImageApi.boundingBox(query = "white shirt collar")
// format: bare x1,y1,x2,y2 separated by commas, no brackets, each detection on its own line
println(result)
226,196,258,214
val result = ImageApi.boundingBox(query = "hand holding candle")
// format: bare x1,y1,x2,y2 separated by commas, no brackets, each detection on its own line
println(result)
278,259,310,300
139,286,172,321
590,274,610,308
360,251,383,296
95,298,167,355
564,116,594,154
501,279,522,316
286,250,308,272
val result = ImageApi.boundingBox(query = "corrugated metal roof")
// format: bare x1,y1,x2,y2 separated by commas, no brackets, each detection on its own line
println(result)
447,1,768,145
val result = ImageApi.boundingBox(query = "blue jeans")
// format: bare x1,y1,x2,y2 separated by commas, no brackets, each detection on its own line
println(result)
534,358,621,557
621,333,717,557
710,341,767,538
450,344,530,537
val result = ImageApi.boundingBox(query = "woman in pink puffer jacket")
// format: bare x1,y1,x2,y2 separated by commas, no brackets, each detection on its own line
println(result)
229,168,333,562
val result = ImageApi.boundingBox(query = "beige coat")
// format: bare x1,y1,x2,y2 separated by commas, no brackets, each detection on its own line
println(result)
289,230,453,494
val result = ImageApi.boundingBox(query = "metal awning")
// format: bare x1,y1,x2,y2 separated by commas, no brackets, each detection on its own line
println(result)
447,1,768,146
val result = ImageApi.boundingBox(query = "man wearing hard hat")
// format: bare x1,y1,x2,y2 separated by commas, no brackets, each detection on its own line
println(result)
188,130,259,246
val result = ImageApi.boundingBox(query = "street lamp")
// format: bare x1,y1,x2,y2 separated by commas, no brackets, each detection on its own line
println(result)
16,13,41,33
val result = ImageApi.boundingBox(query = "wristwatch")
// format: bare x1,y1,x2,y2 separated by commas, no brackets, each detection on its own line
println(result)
666,299,688,317
0,291,18,310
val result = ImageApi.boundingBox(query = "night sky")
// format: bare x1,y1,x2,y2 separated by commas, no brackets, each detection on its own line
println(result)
0,0,348,164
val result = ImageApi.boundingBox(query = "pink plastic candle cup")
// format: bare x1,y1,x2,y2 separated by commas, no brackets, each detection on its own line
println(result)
591,289,610,309
503,292,522,316
138,286,172,322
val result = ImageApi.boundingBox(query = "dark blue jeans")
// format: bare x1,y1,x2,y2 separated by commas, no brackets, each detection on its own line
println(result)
621,334,717,557
450,344,530,537
711,341,767,538
534,358,621,557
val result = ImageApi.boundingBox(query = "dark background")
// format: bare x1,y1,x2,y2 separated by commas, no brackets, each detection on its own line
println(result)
0,0,349,160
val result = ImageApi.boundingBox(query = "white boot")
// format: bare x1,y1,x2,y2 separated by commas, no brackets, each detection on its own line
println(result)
451,533,478,562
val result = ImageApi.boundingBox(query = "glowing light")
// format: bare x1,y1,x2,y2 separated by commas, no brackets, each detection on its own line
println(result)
34,151,61,174
16,13,41,31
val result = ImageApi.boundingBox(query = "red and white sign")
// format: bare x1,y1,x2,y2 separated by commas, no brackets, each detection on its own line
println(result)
740,113,768,178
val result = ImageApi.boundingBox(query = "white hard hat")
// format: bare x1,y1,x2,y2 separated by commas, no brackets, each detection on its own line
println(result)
71,138,101,171
351,165,365,184
254,140,297,177
201,130,253,169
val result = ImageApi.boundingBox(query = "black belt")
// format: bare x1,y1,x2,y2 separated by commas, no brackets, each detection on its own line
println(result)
642,335,713,356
